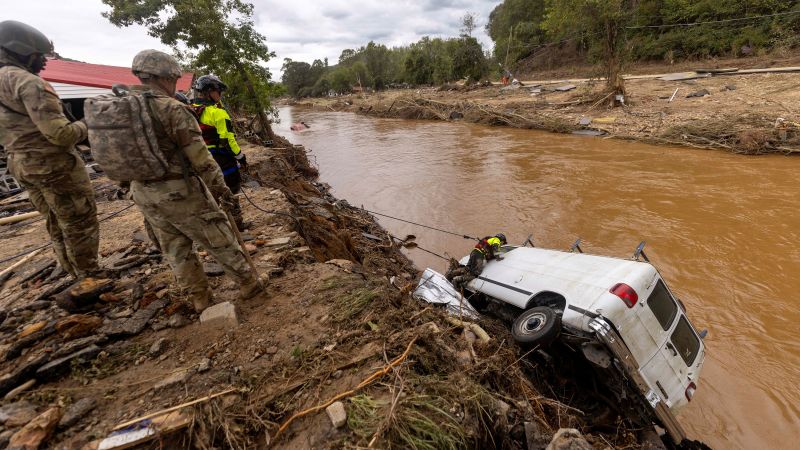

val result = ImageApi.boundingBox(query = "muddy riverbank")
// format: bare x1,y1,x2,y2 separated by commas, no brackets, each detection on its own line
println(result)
290,68,800,156
276,106,800,450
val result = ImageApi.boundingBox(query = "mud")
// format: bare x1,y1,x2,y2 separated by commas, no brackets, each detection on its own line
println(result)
292,69,800,155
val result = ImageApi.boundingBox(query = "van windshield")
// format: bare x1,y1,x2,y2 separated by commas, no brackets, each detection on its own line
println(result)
646,280,678,330
671,316,701,366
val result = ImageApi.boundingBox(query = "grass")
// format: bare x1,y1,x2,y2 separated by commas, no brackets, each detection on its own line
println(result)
331,287,380,322
347,392,467,450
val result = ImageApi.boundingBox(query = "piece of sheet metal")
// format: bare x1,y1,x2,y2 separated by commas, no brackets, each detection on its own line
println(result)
413,268,479,319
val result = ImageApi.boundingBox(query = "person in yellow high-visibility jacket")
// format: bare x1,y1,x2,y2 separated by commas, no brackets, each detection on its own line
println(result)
447,233,508,290
192,74,248,229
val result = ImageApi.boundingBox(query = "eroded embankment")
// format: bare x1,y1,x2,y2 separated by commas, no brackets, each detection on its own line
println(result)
291,70,800,155
0,135,650,449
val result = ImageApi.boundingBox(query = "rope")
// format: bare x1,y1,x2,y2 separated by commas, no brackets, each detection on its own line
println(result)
360,207,478,241
0,202,136,265
239,185,301,226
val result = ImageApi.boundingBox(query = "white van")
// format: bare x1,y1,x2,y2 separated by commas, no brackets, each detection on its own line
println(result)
459,244,706,444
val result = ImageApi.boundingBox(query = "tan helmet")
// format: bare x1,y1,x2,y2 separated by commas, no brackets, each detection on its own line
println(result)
131,49,182,79
0,20,53,56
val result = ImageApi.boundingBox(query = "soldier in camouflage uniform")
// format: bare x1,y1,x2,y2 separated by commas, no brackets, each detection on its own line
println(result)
125,49,265,312
0,20,99,278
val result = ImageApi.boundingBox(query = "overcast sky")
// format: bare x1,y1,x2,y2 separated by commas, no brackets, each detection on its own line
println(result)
10,0,499,79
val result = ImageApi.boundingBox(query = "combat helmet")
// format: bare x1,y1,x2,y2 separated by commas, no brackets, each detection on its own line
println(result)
195,74,227,92
131,49,182,79
0,20,53,56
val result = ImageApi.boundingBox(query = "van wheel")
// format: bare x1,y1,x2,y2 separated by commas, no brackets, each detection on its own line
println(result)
512,306,561,347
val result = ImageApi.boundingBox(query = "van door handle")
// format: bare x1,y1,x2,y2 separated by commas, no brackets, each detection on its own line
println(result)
666,342,678,357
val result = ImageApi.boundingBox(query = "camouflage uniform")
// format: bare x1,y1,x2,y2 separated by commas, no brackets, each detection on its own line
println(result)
0,50,99,277
123,52,260,310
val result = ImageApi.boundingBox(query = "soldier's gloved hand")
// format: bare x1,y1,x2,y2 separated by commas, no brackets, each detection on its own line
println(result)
218,190,237,213
238,154,248,172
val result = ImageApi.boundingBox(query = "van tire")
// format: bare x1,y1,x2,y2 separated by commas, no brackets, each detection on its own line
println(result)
512,306,561,347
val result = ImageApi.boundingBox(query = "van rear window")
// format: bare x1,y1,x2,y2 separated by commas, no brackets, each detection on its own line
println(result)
671,316,700,366
646,280,678,331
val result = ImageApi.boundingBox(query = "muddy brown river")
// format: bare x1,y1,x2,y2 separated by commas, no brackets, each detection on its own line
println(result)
276,107,799,449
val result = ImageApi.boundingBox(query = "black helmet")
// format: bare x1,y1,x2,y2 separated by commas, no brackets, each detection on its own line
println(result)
194,74,227,92
495,233,507,245
174,92,190,104
0,20,53,56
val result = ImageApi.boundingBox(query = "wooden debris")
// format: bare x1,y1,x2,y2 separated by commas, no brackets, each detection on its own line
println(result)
0,211,39,226
0,248,43,279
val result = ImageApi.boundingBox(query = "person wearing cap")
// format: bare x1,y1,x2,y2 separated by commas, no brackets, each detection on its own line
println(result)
124,49,266,312
191,75,247,229
447,233,508,291
0,20,99,278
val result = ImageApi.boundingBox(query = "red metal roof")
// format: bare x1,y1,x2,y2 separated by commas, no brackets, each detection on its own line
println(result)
40,58,194,92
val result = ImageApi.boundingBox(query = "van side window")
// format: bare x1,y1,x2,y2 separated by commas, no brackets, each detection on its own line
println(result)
646,280,678,331
671,316,700,366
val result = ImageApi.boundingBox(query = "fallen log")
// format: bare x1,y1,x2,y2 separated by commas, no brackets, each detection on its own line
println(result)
0,248,44,279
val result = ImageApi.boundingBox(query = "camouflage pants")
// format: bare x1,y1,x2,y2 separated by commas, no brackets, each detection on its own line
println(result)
8,151,99,277
131,176,254,296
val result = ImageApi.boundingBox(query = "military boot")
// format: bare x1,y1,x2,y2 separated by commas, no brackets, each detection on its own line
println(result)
240,275,269,300
191,288,213,313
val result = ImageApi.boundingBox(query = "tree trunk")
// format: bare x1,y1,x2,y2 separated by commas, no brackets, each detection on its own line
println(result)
241,69,275,142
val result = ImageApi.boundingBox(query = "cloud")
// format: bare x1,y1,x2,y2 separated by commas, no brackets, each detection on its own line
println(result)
8,0,499,78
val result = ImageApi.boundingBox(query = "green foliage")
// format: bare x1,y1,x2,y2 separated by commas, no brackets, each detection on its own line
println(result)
101,0,277,114
488,0,800,69
282,35,488,98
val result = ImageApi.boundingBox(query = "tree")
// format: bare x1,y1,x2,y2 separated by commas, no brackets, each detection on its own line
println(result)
460,12,478,37
452,37,489,82
486,0,548,65
101,0,277,136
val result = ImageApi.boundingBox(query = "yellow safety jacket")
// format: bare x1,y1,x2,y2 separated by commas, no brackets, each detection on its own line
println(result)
474,236,502,257
191,101,243,176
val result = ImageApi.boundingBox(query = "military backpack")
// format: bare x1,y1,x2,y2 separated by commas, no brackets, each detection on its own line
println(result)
84,85,169,182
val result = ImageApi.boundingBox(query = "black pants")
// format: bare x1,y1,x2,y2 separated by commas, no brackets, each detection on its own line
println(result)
222,170,244,229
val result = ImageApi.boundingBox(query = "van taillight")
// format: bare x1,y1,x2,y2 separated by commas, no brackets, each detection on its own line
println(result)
610,283,638,308
685,382,697,401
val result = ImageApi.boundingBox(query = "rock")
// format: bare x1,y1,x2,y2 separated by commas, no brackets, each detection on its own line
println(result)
0,354,50,397
449,111,464,120
58,398,96,429
8,406,61,449
686,89,710,98
0,401,38,427
3,379,36,401
264,237,291,247
243,180,261,188
149,338,167,356
545,428,591,450
265,346,278,355
331,370,342,379
525,421,549,450
0,429,13,448
203,263,224,277
35,345,101,381
197,358,211,372
325,401,347,428
107,307,134,319
50,335,106,360
167,314,188,328
25,301,50,312
54,314,102,339
496,399,511,417
18,322,47,339
199,302,239,328
154,369,192,390
99,298,167,338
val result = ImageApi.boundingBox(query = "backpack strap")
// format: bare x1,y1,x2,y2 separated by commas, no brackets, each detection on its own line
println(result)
142,92,194,192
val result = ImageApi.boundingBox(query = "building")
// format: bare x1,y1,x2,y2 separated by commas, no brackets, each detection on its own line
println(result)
39,58,194,119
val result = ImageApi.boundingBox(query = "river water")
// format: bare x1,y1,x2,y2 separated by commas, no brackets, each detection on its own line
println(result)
275,106,799,449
